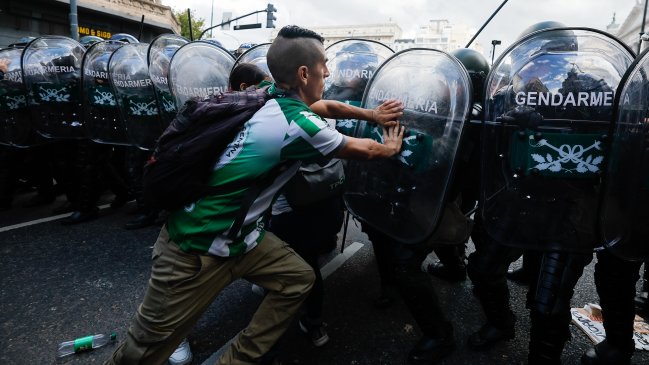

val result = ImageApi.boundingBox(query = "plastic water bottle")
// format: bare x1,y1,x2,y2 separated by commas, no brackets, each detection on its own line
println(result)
56,332,117,357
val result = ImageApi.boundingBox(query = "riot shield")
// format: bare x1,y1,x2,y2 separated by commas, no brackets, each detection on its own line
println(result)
147,34,189,125
323,39,394,136
233,43,272,79
481,28,634,252
0,47,43,147
600,49,649,260
21,36,86,139
81,41,129,145
168,41,235,110
109,43,162,150
344,49,472,244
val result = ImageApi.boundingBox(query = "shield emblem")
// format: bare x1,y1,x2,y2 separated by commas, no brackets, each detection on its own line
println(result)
344,49,472,244
147,34,189,125
323,39,394,136
168,41,235,110
81,41,129,145
600,49,649,260
481,28,634,252
109,43,162,150
21,36,86,139
0,46,44,147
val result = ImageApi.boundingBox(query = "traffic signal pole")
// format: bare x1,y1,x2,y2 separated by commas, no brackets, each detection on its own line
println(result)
198,4,277,40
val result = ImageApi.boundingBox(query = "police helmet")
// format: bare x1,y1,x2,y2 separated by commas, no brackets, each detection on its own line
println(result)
80,36,104,48
451,48,490,103
8,36,36,48
109,33,139,44
202,38,224,48
339,41,373,54
518,21,577,53
331,42,379,88
235,43,256,57
518,21,567,40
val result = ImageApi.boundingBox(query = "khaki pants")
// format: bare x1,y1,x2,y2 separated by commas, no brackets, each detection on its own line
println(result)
104,226,315,365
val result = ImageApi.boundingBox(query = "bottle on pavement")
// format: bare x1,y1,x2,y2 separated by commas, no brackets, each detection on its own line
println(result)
56,332,117,357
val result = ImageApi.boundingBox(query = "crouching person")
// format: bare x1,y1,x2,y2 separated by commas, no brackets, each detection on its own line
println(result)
104,25,404,365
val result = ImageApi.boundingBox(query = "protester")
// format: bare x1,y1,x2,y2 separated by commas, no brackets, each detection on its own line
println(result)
103,25,404,365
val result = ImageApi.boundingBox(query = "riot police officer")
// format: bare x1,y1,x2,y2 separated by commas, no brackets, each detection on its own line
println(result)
348,48,474,365
59,35,131,225
471,21,635,365
581,44,649,365
425,48,489,283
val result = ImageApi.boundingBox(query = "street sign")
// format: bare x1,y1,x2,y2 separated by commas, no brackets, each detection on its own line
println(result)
234,23,262,30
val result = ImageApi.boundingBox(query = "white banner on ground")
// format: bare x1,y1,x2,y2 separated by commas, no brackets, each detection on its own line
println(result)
571,303,649,351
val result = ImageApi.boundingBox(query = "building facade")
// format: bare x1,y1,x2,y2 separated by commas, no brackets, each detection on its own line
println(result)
0,0,180,48
271,23,403,50
268,20,482,55
614,0,644,53
413,19,483,54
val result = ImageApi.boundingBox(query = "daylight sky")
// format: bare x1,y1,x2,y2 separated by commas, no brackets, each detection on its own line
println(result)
161,0,639,56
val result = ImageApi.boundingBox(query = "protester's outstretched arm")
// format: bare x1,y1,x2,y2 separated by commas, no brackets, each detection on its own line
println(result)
311,99,403,127
335,123,404,160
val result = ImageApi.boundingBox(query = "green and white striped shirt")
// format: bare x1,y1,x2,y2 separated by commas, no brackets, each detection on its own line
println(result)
167,85,346,256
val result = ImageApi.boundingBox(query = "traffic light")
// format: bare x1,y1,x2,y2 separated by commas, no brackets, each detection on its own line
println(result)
266,3,277,28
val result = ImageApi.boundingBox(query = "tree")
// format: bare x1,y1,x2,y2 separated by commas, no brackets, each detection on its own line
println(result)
173,9,205,40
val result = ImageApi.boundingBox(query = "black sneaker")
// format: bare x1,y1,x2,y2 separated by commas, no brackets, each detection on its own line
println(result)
298,319,330,347
506,266,532,285
426,260,467,283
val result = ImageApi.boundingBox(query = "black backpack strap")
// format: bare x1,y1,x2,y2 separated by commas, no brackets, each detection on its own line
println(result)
226,163,291,241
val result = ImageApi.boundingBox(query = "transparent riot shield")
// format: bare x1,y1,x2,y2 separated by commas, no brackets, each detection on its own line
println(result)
600,50,649,260
233,43,272,78
81,41,129,145
147,34,189,125
168,41,235,109
21,36,86,139
481,28,634,252
0,47,43,147
323,40,394,136
344,49,472,244
109,43,162,150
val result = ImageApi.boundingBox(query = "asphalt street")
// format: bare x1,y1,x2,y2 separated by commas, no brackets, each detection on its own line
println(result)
1,190,648,365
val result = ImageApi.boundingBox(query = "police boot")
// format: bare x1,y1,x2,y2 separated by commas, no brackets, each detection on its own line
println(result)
61,141,102,225
408,323,455,365
426,260,466,282
506,266,531,285
0,151,13,211
426,245,467,283
468,286,515,350
585,250,639,364
467,311,515,350
581,340,632,365
507,251,533,285
124,210,158,230
527,311,570,365
60,207,99,225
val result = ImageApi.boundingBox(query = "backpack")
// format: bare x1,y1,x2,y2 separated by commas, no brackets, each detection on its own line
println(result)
142,86,273,212
283,158,345,209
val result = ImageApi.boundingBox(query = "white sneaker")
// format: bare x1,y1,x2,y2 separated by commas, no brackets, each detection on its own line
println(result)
168,338,193,365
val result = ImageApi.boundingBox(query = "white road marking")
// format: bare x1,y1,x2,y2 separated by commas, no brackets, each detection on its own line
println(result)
0,203,111,233
321,241,364,279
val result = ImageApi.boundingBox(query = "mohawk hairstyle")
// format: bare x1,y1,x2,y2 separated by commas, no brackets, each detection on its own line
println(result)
277,25,324,43
267,25,326,87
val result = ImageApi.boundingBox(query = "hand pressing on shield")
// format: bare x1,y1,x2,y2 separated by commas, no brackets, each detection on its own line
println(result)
372,99,404,127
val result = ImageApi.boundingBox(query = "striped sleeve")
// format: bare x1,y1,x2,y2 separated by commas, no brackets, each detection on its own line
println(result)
281,109,345,161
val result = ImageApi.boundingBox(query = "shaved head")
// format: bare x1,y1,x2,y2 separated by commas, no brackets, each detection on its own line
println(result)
267,25,325,89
